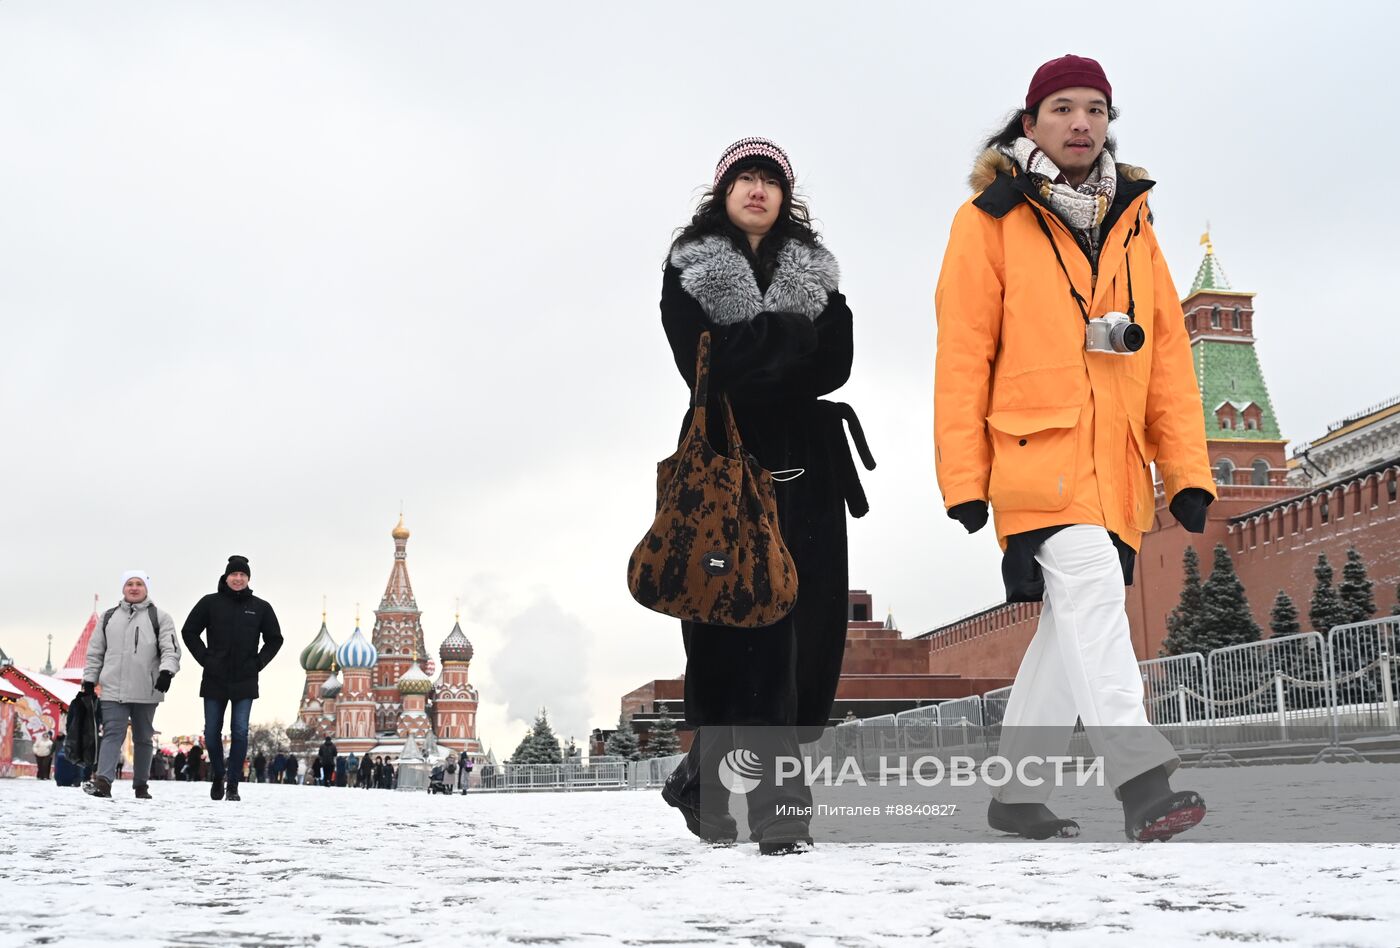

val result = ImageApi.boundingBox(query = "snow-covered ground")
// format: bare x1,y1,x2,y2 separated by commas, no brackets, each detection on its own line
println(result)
3,768,1399,948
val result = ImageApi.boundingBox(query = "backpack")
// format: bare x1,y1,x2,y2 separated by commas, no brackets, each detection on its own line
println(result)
102,603,167,662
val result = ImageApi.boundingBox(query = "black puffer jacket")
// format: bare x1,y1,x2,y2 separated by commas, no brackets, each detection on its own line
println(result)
64,691,100,768
181,576,284,701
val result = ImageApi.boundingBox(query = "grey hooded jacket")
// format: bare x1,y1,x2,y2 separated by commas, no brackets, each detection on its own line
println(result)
83,600,182,704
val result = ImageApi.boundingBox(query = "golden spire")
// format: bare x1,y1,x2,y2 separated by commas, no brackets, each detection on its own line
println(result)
321,594,327,624
392,509,410,541
455,597,461,623
355,602,361,627
1199,223,1214,256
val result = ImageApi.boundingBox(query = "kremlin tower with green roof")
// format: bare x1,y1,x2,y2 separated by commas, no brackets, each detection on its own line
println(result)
1181,231,1288,490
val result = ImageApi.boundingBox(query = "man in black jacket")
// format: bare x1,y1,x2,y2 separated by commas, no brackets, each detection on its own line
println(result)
182,555,283,802
317,736,337,787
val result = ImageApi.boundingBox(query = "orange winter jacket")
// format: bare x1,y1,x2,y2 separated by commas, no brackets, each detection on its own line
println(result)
934,150,1215,552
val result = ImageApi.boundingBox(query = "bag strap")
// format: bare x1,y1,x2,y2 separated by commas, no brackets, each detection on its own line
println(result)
692,332,712,410
692,331,748,454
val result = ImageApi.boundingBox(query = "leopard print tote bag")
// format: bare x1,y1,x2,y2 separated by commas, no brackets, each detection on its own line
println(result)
627,331,798,628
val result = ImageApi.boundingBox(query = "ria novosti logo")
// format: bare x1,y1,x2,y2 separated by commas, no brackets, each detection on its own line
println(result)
717,748,762,794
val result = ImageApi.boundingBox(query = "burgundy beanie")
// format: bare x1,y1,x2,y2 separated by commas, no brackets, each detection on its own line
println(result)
713,137,794,188
1026,54,1112,109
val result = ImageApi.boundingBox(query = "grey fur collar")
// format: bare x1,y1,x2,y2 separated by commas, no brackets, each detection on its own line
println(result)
670,235,839,325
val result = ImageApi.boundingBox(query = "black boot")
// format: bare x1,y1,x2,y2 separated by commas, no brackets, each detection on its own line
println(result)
133,783,152,800
83,775,112,798
225,783,241,802
988,799,1080,839
1120,766,1206,842
210,777,225,801
757,819,813,855
662,771,737,844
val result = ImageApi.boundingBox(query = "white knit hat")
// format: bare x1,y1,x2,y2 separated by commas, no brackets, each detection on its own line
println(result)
121,570,151,598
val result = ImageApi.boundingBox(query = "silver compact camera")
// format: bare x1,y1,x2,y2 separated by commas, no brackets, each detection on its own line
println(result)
1085,312,1145,354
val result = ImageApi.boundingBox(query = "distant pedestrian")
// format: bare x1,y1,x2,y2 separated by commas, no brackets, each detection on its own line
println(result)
358,753,372,789
270,751,286,784
33,731,54,781
187,742,205,782
253,752,267,784
81,571,181,800
334,755,347,788
285,753,300,786
458,754,473,795
173,749,187,782
181,554,284,803
317,737,337,787
346,752,359,788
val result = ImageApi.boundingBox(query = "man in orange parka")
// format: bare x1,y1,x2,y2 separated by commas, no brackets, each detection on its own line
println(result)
934,55,1216,842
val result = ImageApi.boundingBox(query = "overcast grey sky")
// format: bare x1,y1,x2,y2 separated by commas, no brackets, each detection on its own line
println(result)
3,2,1395,750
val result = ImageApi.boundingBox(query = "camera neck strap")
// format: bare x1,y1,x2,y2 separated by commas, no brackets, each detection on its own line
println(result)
1027,201,1138,324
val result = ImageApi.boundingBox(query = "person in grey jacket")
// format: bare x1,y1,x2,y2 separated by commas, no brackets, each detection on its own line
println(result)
82,570,181,799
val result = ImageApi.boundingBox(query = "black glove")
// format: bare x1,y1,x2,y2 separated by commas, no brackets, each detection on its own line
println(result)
947,500,989,534
1169,487,1213,534
82,681,96,696
155,671,173,694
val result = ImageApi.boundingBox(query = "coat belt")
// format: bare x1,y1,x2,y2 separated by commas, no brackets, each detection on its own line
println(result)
821,401,876,518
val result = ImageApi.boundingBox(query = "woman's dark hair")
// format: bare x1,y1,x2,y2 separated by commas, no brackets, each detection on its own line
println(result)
983,100,1121,154
669,160,821,277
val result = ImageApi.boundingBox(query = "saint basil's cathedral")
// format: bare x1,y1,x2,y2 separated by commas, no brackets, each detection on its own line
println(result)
286,516,483,764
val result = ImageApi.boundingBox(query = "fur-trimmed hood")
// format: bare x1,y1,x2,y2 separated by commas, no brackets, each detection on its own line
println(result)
669,236,839,326
968,147,1148,193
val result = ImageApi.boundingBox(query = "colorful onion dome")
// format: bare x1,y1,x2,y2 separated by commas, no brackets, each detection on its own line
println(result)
299,618,339,672
336,625,378,670
286,719,310,740
439,619,474,663
320,670,342,698
392,514,410,541
397,660,433,696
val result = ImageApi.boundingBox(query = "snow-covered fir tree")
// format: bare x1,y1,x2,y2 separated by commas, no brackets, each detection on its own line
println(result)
604,711,642,761
645,704,681,758
526,708,563,764
1198,544,1260,652
1160,546,1206,656
1269,590,1302,639
1308,554,1347,634
1268,589,1327,707
1338,547,1377,626
509,729,532,765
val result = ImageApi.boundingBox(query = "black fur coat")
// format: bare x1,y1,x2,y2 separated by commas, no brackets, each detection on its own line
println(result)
659,235,872,730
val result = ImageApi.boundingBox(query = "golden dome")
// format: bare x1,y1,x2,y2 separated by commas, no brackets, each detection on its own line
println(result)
392,514,411,541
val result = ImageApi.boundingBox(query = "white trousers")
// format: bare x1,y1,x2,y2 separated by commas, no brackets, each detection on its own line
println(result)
994,525,1178,803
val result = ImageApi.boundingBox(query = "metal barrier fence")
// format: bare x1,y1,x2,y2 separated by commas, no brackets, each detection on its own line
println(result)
852,616,1400,766
395,761,430,791
1205,632,1335,754
1139,652,1213,751
403,619,1400,793
1329,616,1400,736
626,755,682,789
981,687,1012,729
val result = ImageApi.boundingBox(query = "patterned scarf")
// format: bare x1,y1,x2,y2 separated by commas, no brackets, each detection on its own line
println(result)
1006,137,1117,258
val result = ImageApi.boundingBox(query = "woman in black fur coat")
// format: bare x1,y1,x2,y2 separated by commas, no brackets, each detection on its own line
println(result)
657,137,873,855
